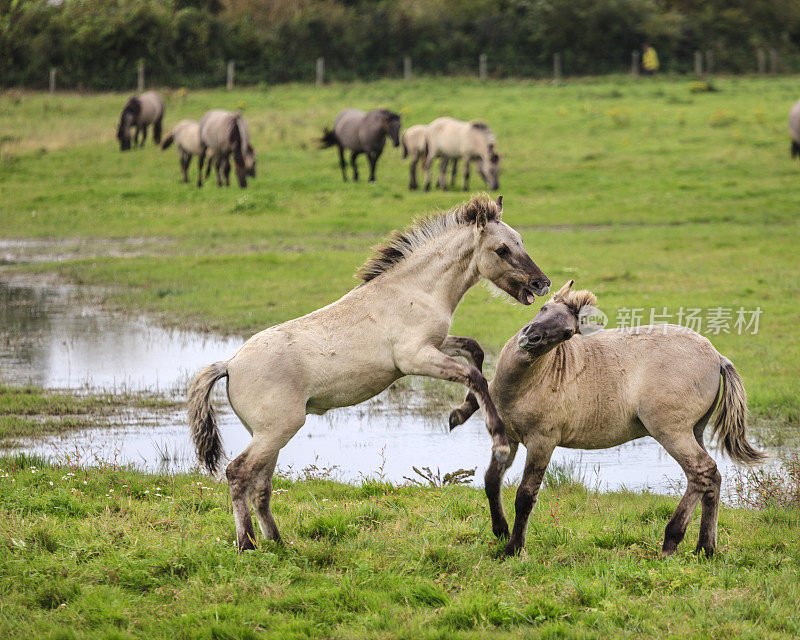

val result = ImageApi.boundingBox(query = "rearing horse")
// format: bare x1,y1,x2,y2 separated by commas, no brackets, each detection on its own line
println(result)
188,194,551,551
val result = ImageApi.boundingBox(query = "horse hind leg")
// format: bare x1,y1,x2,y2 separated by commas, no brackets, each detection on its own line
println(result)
350,150,360,181
693,398,722,556
462,157,471,191
338,145,347,182
438,157,449,190
450,158,459,188
650,427,721,558
249,452,281,542
140,124,148,148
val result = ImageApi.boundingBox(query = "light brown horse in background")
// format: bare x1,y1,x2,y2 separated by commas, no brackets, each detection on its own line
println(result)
187,195,551,551
451,281,765,557
161,119,214,184
424,117,500,192
198,110,256,188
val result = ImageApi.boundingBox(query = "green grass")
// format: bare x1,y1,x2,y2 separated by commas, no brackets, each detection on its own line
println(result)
0,385,177,443
0,454,798,639
2,76,799,424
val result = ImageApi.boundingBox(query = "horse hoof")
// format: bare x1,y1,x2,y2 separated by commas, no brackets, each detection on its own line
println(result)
448,410,463,431
503,541,521,556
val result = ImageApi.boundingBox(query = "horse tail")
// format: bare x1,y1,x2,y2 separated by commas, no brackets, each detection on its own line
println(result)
401,136,408,159
792,140,800,160
712,356,765,465
187,361,229,474
320,127,337,148
161,133,174,150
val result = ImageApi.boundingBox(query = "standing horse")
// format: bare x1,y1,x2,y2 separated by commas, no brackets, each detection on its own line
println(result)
161,120,214,184
424,117,500,192
450,281,765,557
321,109,401,183
198,110,256,189
116,91,164,151
402,124,428,190
187,194,551,551
789,99,800,163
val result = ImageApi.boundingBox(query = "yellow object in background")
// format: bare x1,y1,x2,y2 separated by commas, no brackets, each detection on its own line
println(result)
643,46,659,71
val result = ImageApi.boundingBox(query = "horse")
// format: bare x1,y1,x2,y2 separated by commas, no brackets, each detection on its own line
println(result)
789,99,800,163
450,280,765,557
423,117,500,192
116,91,164,151
401,124,428,190
320,109,401,183
187,194,551,551
161,120,214,184
198,110,256,188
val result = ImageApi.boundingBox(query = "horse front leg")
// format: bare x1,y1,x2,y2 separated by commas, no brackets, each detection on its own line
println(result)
398,345,510,462
350,150,360,182
505,437,555,555
140,124,148,148
438,157,449,190
180,152,190,183
409,153,419,190
462,156,471,191
450,158,459,189
485,441,519,539
197,148,206,188
338,145,347,182
440,336,483,430
368,150,382,183
422,153,434,192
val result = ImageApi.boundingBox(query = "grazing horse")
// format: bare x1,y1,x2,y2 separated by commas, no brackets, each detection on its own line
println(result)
161,120,214,184
402,124,428,190
117,91,164,151
424,117,500,192
198,110,256,189
187,194,551,551
789,99,800,163
321,109,401,182
451,281,765,557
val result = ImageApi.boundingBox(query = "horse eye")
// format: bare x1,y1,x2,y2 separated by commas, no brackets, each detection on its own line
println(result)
494,246,510,259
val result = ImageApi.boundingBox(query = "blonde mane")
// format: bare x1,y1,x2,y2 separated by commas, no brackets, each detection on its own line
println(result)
355,193,501,282
553,287,597,314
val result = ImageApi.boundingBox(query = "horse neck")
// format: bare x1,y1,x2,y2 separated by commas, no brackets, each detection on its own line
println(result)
526,339,581,392
388,225,480,314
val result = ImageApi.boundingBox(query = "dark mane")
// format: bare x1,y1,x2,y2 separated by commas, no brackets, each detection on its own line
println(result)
378,109,400,121
122,96,142,117
470,121,490,130
355,193,501,282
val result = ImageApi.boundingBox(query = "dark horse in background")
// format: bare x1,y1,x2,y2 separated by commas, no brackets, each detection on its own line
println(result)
321,109,401,182
117,91,165,151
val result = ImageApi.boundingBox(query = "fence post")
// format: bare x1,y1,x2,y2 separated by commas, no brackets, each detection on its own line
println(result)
403,56,412,81
137,61,144,92
49,68,56,95
479,54,487,81
631,51,640,77
705,50,714,75
553,53,562,82
757,48,766,75
694,51,703,76
226,61,234,90
769,48,778,74
316,57,324,86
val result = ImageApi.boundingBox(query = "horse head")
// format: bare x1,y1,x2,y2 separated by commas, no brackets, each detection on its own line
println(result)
473,195,550,305
517,281,600,354
479,143,501,190
381,111,401,147
117,97,141,152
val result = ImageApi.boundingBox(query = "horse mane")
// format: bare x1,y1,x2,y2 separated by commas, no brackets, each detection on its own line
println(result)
122,96,141,117
378,109,400,121
355,193,501,283
470,121,490,131
553,287,597,314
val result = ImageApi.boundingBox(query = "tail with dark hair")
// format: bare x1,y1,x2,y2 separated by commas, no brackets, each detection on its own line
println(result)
187,362,229,474
161,133,174,150
792,140,800,160
712,356,765,465
320,127,337,148
402,138,408,159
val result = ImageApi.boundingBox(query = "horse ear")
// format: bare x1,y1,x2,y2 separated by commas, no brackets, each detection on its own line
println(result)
555,280,574,298
495,195,503,218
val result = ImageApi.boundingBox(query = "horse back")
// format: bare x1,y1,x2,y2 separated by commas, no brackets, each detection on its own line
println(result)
137,91,164,124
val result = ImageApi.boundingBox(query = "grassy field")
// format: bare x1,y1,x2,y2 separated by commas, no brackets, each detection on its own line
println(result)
1,76,800,639
0,453,798,640
2,76,799,423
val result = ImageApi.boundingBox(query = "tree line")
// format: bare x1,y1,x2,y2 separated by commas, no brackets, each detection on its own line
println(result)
2,0,800,90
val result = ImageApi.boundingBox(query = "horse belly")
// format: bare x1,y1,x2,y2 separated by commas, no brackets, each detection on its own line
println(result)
306,367,402,414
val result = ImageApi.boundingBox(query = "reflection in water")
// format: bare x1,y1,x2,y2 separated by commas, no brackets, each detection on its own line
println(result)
0,281,779,492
